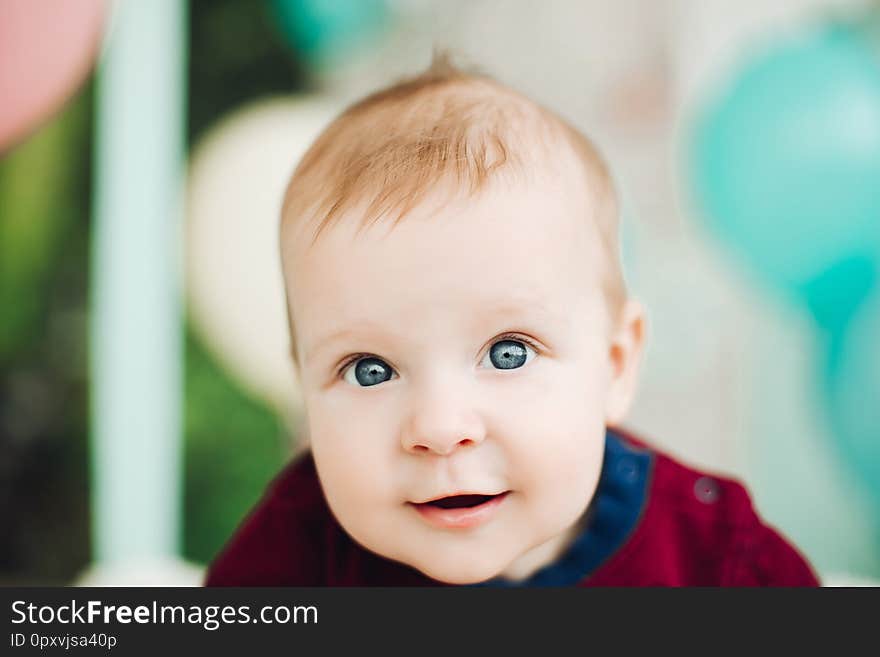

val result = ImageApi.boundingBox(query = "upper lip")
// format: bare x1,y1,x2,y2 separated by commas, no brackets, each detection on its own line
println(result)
409,490,509,505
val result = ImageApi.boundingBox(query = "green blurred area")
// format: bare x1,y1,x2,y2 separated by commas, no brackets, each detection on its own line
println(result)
183,328,288,564
0,0,306,583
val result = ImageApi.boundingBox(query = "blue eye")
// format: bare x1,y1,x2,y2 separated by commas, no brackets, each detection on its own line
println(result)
343,357,395,387
482,339,536,370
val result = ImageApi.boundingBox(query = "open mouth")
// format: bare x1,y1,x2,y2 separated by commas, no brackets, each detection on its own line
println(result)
409,491,511,529
421,494,499,509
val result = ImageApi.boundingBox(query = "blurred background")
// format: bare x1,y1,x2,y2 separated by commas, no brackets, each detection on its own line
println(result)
1,0,879,586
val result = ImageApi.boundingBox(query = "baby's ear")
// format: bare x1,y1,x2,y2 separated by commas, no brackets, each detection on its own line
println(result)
605,299,646,424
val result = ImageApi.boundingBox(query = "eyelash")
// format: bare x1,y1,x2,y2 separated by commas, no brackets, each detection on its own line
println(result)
335,352,373,379
335,333,541,380
493,332,541,355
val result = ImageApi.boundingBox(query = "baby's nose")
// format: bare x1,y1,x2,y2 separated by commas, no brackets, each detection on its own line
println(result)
400,393,486,456
404,433,479,456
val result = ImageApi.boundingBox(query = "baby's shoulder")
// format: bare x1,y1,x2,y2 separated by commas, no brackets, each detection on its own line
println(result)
204,450,330,586
597,428,818,586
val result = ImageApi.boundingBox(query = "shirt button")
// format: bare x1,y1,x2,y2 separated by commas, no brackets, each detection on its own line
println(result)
615,458,639,483
694,476,720,504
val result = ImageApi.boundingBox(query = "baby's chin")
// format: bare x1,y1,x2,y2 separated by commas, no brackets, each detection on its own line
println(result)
412,560,504,586
392,545,518,586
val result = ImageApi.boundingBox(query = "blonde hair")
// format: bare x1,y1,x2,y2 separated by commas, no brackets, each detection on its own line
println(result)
281,52,626,365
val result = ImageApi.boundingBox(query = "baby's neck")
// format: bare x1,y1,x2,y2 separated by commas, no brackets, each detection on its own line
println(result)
496,507,592,583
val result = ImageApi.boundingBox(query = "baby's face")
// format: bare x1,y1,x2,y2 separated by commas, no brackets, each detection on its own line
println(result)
284,172,620,584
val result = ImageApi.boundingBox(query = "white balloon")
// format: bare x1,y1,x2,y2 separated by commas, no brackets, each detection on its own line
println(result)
185,96,340,421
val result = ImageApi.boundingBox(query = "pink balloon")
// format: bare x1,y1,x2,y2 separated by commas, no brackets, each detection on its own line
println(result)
0,0,106,152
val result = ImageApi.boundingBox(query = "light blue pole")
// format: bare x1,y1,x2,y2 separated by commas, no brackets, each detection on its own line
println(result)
90,0,188,564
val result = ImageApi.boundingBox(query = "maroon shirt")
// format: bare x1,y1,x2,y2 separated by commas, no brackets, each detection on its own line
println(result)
205,428,819,587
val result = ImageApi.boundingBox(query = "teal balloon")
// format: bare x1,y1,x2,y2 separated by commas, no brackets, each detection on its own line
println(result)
802,255,877,336
822,289,880,510
271,0,387,65
692,24,880,296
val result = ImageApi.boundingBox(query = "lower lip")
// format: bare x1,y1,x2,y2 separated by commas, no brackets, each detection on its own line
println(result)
409,492,511,529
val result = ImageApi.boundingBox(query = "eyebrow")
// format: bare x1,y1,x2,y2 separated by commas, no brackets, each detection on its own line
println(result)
483,299,554,320
304,323,395,366
478,297,566,330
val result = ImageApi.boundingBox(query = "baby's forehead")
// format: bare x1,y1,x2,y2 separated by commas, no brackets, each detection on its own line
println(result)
299,141,601,245
282,167,617,368
288,183,608,329
287,160,599,261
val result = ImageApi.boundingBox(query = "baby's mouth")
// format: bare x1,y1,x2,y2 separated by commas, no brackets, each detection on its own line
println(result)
408,491,511,529
422,494,498,509
411,491,510,509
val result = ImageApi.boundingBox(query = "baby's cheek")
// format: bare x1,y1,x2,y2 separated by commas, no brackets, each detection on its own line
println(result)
502,369,602,442
502,389,605,498
310,415,390,505
524,431,603,534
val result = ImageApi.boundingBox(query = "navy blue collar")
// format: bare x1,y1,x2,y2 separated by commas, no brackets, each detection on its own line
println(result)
472,428,653,587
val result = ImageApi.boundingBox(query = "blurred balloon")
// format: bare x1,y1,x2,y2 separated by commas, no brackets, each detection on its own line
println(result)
822,288,880,510
801,255,877,337
691,23,880,297
269,0,388,67
0,0,105,152
186,96,340,423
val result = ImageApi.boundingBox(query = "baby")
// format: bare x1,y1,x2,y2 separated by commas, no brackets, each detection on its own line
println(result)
205,55,818,586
